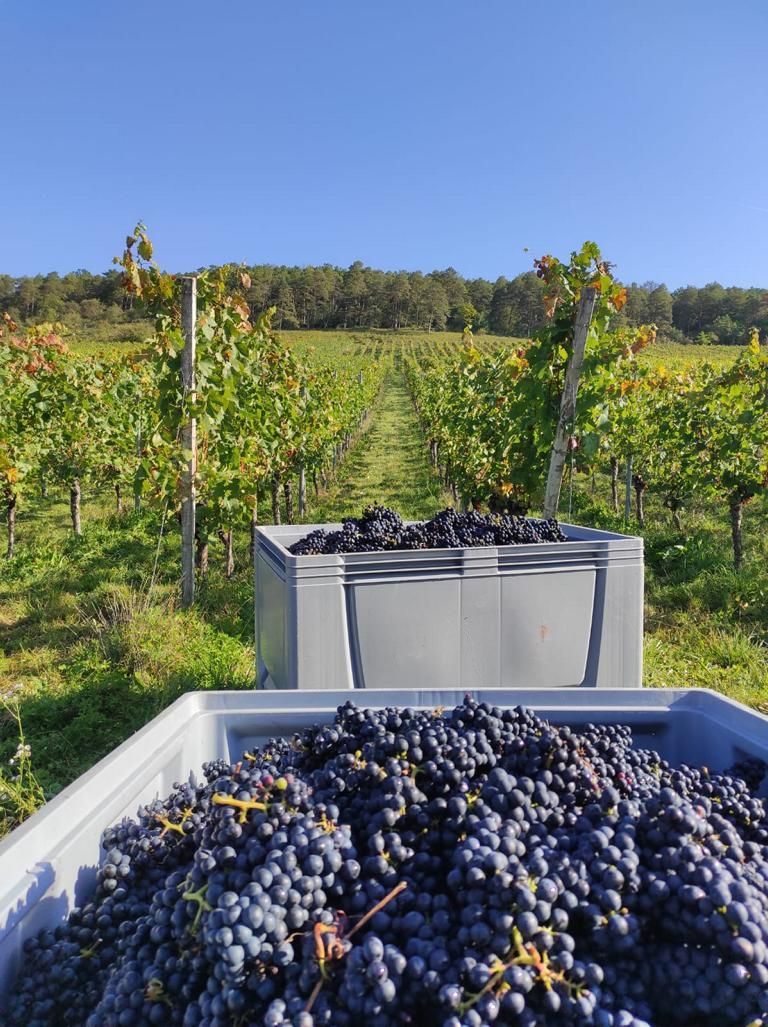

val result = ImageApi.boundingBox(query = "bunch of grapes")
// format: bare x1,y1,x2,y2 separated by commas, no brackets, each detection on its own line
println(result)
6,698,768,1027
289,507,567,556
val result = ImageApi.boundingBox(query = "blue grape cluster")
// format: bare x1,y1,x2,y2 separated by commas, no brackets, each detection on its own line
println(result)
288,506,567,555
5,698,768,1027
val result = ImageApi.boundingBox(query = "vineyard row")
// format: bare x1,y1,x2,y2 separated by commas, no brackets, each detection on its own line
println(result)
0,311,387,575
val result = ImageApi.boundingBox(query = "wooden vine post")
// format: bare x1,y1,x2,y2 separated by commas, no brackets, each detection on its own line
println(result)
624,454,633,525
542,287,597,519
298,466,307,516
180,276,197,609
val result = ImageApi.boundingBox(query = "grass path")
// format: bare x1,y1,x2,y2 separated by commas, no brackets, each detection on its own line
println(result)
308,369,452,523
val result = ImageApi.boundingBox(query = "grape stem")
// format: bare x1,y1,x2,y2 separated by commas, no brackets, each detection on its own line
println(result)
155,805,194,837
182,883,212,934
211,792,267,823
459,927,573,1014
304,880,408,1014
348,880,407,939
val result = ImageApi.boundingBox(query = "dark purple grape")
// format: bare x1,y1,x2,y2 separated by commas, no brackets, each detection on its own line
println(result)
289,506,568,555
6,696,768,1027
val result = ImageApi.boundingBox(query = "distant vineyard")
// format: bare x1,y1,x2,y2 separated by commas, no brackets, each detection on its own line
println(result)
3,234,763,587
69,327,742,372
283,330,740,370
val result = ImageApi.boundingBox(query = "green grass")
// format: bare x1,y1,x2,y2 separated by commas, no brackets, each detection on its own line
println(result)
307,370,452,522
565,484,768,710
0,505,255,801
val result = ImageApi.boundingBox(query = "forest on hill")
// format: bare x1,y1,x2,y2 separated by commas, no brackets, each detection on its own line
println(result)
2,262,767,345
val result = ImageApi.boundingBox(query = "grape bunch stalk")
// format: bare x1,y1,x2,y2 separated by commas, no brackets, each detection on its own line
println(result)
5,698,768,1027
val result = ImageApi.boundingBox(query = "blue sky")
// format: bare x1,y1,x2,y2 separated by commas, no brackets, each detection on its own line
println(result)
2,0,767,287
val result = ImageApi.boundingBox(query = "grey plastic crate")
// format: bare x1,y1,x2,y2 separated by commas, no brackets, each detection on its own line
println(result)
2,686,767,998
255,522,644,690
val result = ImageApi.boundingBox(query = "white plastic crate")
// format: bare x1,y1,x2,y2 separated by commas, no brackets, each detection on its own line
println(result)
2,686,767,999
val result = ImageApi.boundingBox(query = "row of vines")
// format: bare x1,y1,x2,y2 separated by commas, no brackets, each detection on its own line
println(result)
350,334,508,361
0,229,386,578
406,244,768,569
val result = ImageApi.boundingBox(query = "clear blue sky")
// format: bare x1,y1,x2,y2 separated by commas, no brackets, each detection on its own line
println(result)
2,0,767,287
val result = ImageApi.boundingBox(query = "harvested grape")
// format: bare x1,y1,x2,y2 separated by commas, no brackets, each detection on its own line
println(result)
289,506,567,555
5,698,768,1027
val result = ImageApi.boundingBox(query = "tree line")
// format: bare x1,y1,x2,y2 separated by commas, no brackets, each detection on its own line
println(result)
2,263,767,344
